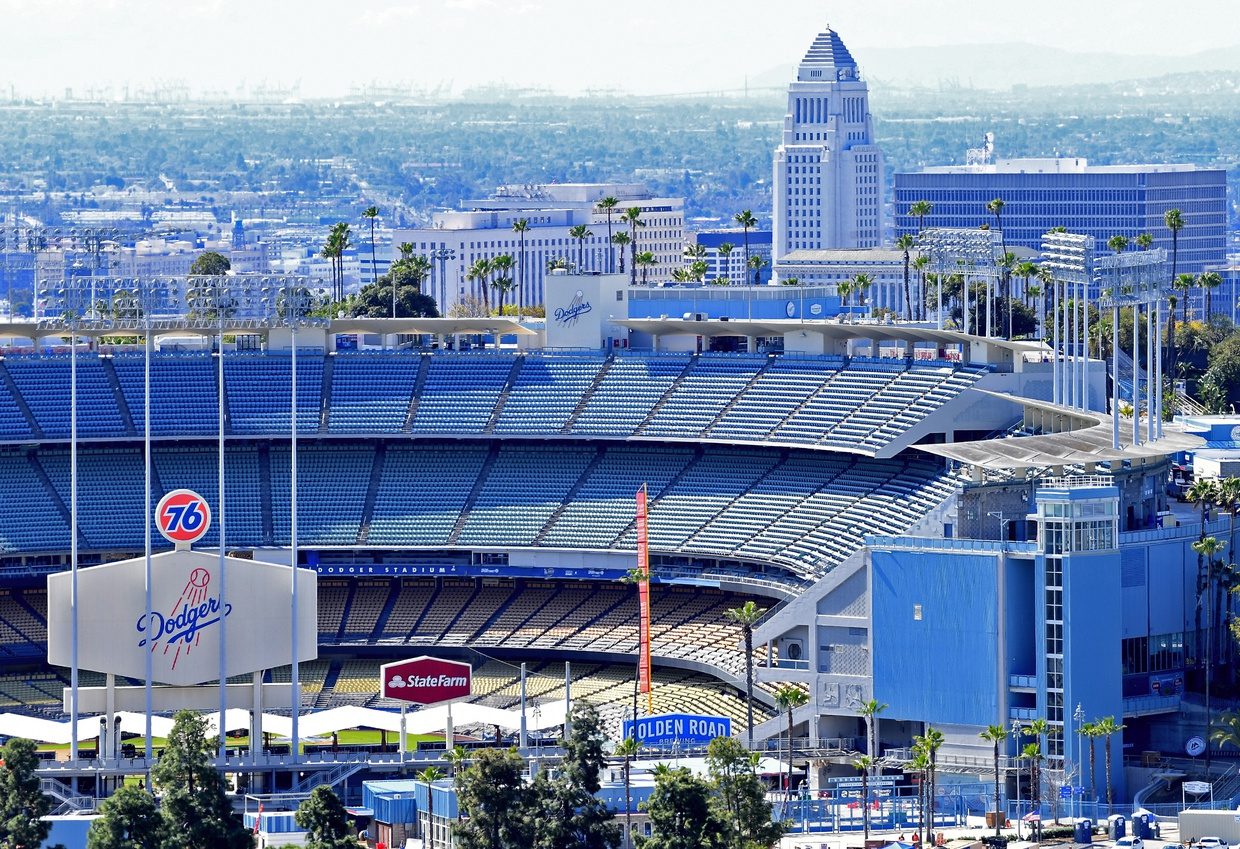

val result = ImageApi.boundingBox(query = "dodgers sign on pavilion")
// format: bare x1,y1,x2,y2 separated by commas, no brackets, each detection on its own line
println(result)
47,490,318,687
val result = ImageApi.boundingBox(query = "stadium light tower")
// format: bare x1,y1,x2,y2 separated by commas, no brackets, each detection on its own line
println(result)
916,229,1001,336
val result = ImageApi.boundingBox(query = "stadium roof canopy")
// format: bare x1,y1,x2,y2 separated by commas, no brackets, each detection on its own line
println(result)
917,391,1205,469
614,317,1047,355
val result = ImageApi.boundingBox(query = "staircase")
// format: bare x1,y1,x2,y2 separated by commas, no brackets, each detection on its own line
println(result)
532,446,606,543
40,778,95,815
560,353,614,432
356,442,387,545
607,446,704,546
633,354,700,434
319,355,335,433
258,443,275,546
0,361,42,437
100,358,137,435
315,661,342,708
402,355,431,432
26,451,77,540
446,444,500,544
335,583,358,642
483,357,525,434
702,356,775,436
294,759,368,793
369,580,401,642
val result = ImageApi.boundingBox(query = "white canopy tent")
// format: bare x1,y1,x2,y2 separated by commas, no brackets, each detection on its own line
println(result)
0,700,570,745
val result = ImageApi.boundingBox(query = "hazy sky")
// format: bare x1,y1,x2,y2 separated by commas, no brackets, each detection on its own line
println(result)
1,0,1236,97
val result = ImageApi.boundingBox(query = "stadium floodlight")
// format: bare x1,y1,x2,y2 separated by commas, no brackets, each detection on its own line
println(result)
916,229,1001,334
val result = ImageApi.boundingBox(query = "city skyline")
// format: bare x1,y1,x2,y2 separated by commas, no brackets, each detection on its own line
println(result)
0,0,1237,99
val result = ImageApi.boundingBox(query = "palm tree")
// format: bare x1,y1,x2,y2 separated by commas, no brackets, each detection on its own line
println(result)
1165,208,1185,285
837,279,854,322
896,234,916,320
1189,478,1221,675
1194,531,1228,771
1210,711,1240,752
362,204,380,302
597,196,619,273
917,726,945,840
748,254,768,286
398,241,415,261
1200,271,1223,322
774,685,809,803
912,254,931,320
910,746,931,840
779,276,800,286
446,744,468,777
489,254,516,315
406,255,432,293
1107,235,1129,255
735,209,757,279
979,724,1006,836
1081,721,1099,805
858,698,887,765
466,257,492,313
726,601,766,747
612,232,631,274
851,273,873,320
1096,716,1125,813
1022,741,1042,835
634,251,657,286
717,242,735,284
853,755,874,840
512,218,529,313
621,207,645,286
1135,233,1154,251
614,736,640,848
910,199,933,235
569,224,593,271
417,766,445,849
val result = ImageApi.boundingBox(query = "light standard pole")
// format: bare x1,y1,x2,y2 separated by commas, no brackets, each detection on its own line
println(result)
1011,720,1023,839
1073,704,1085,819
432,247,456,314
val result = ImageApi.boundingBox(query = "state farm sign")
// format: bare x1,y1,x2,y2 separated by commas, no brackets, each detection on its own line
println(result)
381,656,472,706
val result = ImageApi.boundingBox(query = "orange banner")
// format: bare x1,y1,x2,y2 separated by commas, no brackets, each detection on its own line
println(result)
636,485,652,706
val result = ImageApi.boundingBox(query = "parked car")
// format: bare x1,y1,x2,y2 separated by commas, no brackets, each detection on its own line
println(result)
1196,838,1226,849
1115,838,1144,849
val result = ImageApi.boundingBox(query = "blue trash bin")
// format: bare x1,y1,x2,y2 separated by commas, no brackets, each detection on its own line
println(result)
1074,819,1093,844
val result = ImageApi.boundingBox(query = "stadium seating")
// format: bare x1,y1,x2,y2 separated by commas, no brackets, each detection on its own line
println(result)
0,351,987,457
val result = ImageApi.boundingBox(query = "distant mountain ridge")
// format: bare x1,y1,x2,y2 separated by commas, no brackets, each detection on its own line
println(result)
750,42,1240,91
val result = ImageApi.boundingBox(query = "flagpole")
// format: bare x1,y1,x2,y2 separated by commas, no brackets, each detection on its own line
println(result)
289,279,301,763
69,280,79,764
143,279,154,762
217,282,228,759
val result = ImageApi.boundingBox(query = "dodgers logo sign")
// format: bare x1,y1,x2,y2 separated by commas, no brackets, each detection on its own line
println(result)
156,489,211,546
555,291,593,325
136,566,233,671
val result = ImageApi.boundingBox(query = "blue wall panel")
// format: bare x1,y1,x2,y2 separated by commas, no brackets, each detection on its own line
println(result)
871,549,1000,726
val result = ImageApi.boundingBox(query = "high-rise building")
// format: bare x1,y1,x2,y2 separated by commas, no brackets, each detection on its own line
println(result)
393,183,684,315
772,26,884,264
894,147,1227,278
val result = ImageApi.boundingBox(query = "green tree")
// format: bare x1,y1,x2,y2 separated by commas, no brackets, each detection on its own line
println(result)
569,225,594,272
747,254,767,286
362,205,380,305
188,251,230,276
773,685,808,803
1135,233,1154,251
512,218,530,310
614,738,641,849
725,601,766,747
1021,742,1043,838
152,710,251,849
895,234,916,320
612,233,631,274
1200,271,1223,322
416,767,445,849
1194,532,1228,771
621,207,645,286
1095,716,1125,813
979,724,1006,837
858,698,887,766
915,726,945,842
467,257,493,313
489,254,516,316
635,251,657,286
348,265,439,319
531,702,619,849
734,210,757,281
597,197,618,273
87,783,164,849
705,737,783,849
1165,208,1185,285
852,756,873,840
913,254,931,320
0,738,53,849
909,199,933,235
909,747,931,841
295,785,356,849
454,748,533,849
640,766,725,849
1210,711,1240,751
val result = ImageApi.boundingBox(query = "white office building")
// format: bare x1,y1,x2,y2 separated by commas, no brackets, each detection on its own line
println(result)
772,26,885,264
393,183,684,315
